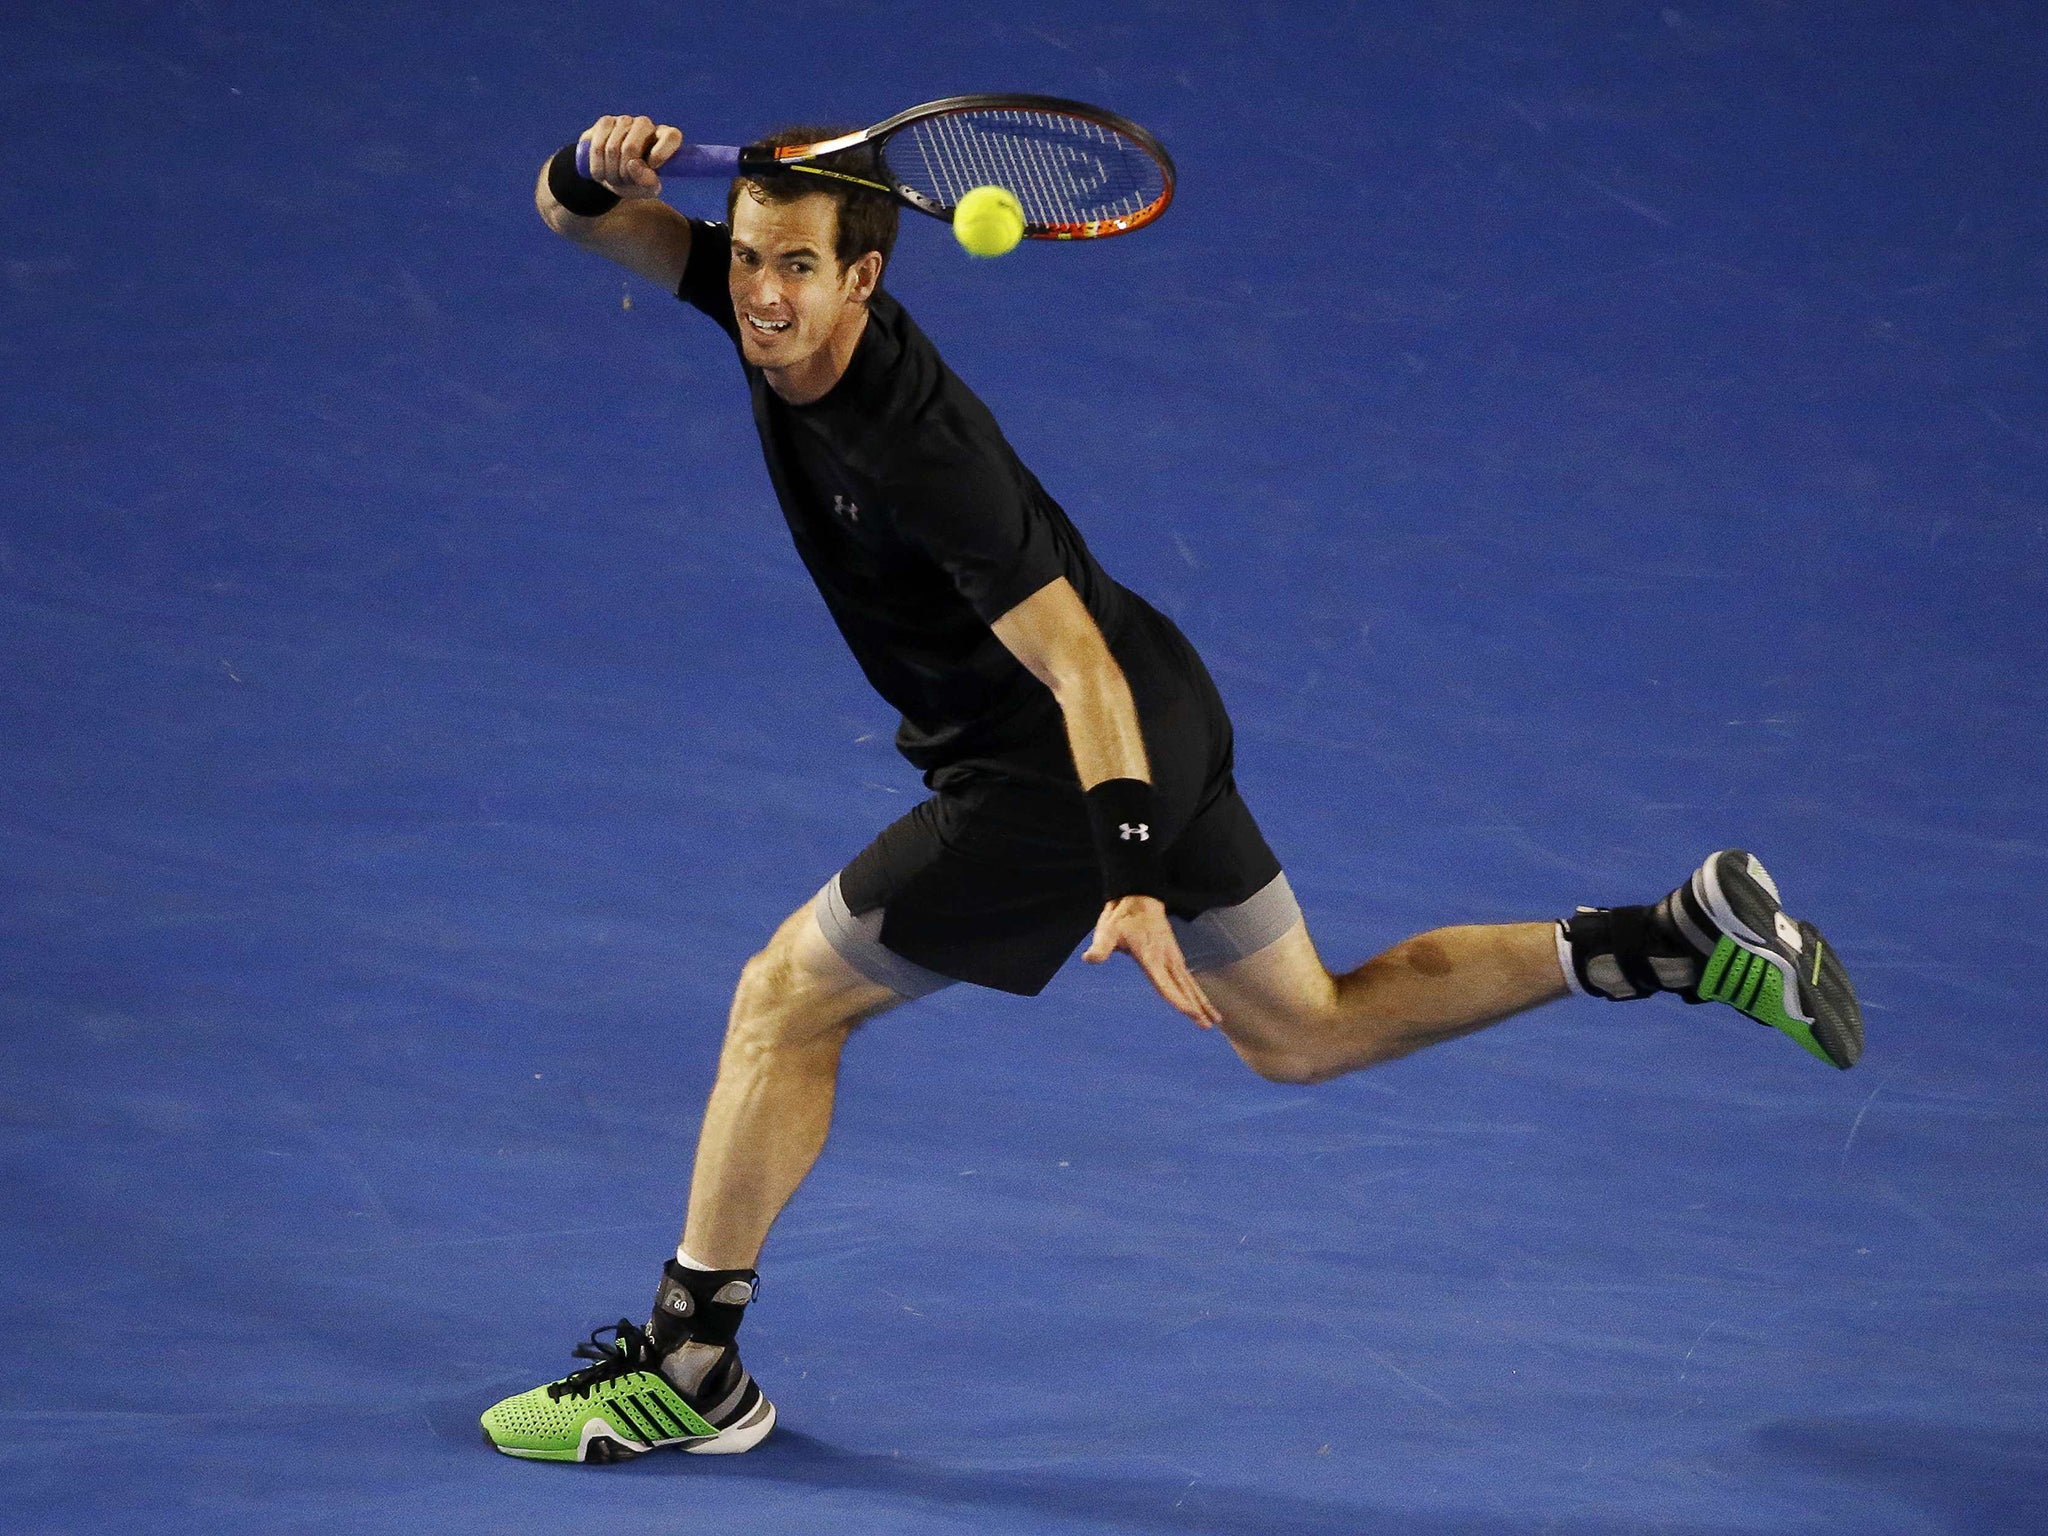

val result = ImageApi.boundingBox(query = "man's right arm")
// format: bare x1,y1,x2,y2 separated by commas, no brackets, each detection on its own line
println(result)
535,114,693,293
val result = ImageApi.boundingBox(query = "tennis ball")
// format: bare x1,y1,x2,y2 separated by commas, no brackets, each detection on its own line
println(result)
953,185,1025,257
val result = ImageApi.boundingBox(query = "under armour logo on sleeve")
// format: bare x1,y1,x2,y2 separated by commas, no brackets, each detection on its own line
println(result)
1118,823,1150,841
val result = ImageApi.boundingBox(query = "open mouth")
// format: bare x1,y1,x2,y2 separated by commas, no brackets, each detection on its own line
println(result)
745,315,791,335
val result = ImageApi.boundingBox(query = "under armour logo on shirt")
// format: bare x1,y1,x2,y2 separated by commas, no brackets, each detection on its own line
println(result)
833,494,860,522
1119,823,1150,841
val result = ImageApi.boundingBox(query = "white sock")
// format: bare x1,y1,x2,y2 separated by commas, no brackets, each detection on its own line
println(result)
1554,920,1588,998
674,1243,717,1271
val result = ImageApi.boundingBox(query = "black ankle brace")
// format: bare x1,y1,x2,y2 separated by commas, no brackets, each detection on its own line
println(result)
1563,900,1709,1002
648,1259,758,1354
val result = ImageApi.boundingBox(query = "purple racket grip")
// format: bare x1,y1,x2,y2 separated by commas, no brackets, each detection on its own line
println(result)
575,138,742,180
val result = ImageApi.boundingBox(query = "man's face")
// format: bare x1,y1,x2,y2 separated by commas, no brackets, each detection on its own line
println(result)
728,188,872,378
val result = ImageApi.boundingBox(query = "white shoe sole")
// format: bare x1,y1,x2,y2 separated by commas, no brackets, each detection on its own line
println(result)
684,1395,776,1454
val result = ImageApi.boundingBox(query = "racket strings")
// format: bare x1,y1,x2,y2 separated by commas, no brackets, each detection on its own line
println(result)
893,110,1166,230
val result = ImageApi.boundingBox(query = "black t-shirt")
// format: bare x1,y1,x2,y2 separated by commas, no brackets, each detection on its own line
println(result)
677,219,1133,778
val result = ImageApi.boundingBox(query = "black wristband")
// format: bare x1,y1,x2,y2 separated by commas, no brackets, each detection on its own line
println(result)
1085,777,1165,901
547,142,621,218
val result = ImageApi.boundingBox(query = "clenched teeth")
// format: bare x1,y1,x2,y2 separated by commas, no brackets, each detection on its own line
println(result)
745,315,790,333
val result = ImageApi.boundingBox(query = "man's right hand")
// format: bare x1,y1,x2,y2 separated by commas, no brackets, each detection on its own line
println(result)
538,116,694,290
581,114,685,200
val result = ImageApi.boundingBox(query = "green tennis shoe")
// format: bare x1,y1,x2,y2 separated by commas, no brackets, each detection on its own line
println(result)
1684,849,1864,1070
482,1319,775,1463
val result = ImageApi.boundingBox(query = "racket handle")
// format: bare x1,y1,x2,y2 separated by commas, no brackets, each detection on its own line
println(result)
575,139,742,180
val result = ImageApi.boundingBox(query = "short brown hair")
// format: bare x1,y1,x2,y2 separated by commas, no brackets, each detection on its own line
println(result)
726,125,899,283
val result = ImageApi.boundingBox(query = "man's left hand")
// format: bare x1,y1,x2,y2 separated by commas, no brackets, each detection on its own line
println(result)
1084,895,1222,1028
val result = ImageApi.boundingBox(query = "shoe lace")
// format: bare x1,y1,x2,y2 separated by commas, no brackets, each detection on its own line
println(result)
547,1320,659,1402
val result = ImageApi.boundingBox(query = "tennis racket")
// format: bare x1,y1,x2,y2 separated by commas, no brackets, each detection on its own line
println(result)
576,94,1175,241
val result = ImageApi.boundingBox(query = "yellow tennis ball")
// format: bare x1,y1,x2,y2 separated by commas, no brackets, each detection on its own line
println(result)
953,185,1025,257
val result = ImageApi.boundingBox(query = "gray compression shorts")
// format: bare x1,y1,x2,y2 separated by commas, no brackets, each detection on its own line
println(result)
816,868,1303,1001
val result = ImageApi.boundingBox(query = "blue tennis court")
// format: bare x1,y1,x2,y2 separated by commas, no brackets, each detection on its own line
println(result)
4,3,2043,1531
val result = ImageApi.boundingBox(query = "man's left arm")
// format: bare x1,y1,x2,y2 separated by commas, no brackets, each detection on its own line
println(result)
990,578,1222,1027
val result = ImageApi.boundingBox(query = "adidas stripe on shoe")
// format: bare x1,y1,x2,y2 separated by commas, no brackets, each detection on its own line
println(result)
481,1320,775,1464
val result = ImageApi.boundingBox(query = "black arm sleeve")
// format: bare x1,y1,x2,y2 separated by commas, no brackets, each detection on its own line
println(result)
676,219,740,342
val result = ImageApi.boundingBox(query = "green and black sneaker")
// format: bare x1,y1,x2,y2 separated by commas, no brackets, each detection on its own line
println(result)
1564,849,1864,1069
1677,848,1864,1070
482,1274,776,1466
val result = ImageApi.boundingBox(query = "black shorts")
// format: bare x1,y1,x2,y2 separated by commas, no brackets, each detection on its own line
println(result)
834,601,1285,995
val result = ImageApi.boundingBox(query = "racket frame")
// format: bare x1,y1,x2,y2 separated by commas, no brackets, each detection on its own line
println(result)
743,93,1177,241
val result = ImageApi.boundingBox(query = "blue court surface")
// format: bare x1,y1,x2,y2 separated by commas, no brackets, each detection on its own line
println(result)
4,4,2045,1533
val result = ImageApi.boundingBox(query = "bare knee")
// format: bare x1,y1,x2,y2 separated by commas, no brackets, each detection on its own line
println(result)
1237,1036,1403,1085
1221,1004,1359,1087
1238,1044,1335,1086
724,932,863,1060
1200,930,1370,1085
732,938,794,1016
1220,993,1409,1085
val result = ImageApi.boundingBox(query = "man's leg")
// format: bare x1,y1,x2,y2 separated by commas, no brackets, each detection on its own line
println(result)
1195,850,1863,1082
1200,917,1567,1085
683,889,906,1268
482,886,906,1463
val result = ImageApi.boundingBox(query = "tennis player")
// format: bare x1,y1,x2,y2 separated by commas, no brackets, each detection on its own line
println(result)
481,115,1864,1463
